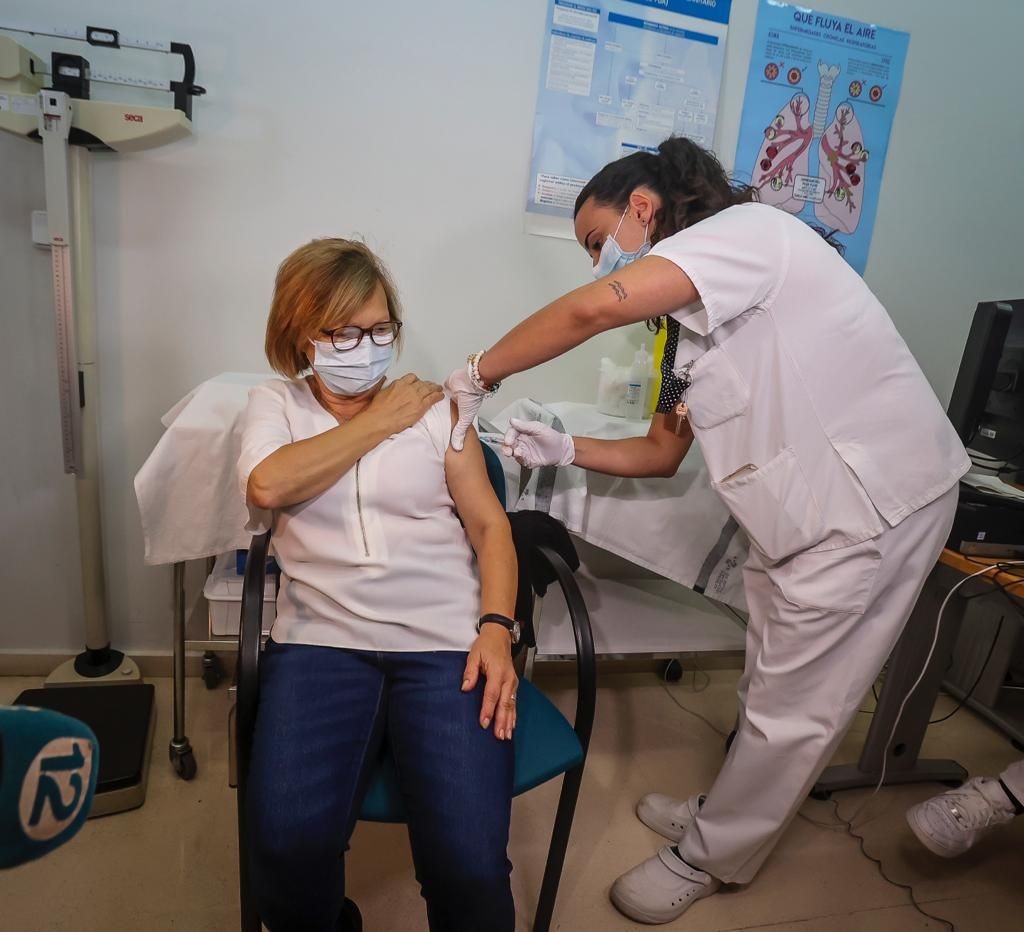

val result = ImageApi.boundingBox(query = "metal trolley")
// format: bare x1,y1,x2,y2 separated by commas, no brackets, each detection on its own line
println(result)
168,558,237,780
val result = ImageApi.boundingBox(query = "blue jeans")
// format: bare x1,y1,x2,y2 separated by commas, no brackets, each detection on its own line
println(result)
246,640,515,932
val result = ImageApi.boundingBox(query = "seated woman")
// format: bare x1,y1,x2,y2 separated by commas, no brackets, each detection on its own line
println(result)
238,238,520,932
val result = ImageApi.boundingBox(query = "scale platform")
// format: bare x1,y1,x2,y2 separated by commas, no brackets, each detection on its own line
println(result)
14,684,155,817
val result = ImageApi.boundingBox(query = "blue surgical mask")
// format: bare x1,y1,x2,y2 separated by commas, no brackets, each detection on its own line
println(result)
592,207,651,279
309,338,393,396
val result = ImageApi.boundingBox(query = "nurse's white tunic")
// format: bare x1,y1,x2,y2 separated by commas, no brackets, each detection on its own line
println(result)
651,201,968,560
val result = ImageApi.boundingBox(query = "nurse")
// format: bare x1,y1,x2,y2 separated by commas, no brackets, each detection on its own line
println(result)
446,137,970,923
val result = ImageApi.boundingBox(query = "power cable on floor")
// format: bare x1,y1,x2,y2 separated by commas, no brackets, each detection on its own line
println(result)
831,797,955,932
658,665,729,739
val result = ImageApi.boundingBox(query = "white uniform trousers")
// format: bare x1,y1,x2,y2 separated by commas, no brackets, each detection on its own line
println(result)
679,485,959,883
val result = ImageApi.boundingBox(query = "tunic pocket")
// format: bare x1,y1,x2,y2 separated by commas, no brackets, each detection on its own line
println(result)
712,446,825,563
679,345,750,429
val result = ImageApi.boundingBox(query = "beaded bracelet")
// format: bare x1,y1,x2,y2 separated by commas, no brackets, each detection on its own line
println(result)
467,351,501,394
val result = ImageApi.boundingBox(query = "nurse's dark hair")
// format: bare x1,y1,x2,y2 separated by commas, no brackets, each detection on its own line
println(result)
574,137,843,328
574,137,756,240
575,137,845,246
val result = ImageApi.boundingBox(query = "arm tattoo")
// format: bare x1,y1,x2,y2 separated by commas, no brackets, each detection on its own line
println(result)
608,280,627,302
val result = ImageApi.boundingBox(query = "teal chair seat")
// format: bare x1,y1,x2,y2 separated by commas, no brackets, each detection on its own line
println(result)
360,678,583,822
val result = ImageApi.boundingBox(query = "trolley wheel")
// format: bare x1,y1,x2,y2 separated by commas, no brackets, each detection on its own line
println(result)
725,728,737,753
659,659,684,683
340,898,363,932
809,787,831,801
202,651,225,690
170,747,198,781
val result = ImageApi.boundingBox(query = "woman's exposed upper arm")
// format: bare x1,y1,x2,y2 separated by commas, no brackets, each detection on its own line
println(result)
476,248,699,386
575,253,700,334
443,402,507,535
583,206,787,337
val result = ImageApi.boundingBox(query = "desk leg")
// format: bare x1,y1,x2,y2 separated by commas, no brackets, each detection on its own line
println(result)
169,561,197,780
813,565,967,797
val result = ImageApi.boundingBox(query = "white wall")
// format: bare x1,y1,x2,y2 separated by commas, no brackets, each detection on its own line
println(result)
2,0,1023,654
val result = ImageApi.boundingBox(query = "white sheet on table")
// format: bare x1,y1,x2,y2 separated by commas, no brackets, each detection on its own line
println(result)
482,400,749,610
134,372,272,565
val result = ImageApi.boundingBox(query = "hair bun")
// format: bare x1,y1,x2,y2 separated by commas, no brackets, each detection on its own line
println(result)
575,135,756,237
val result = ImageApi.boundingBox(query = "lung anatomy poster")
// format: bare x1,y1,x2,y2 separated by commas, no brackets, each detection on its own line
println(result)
734,1,909,274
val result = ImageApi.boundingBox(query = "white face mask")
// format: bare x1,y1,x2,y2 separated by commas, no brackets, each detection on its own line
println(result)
592,206,651,279
309,338,393,396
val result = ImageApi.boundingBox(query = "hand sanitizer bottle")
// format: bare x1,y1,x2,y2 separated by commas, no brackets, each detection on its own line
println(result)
624,344,653,420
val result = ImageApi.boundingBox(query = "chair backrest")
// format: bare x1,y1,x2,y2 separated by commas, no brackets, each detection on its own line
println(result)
236,530,271,760
235,527,272,932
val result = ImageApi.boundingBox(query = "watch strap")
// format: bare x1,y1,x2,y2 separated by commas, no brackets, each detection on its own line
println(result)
478,613,519,643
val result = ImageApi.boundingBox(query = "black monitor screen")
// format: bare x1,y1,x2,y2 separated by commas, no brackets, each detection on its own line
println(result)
968,302,1024,470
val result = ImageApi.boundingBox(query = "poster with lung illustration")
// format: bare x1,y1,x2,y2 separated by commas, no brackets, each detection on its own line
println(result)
734,1,909,274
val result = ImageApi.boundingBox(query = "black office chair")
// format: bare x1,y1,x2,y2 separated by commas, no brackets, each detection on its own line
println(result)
233,448,596,932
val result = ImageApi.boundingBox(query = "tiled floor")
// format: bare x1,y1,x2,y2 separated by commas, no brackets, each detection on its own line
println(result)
1,668,1021,931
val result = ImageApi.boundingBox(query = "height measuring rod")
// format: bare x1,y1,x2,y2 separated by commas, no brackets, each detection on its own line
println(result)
0,24,203,683
39,90,108,658
40,91,83,474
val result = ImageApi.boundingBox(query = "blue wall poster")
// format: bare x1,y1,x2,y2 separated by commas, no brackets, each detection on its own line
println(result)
526,0,732,238
734,1,909,274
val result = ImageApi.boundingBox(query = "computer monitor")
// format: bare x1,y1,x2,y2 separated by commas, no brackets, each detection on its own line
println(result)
948,300,1024,480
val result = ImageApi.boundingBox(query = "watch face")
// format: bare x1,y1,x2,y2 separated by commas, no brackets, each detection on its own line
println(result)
511,621,522,643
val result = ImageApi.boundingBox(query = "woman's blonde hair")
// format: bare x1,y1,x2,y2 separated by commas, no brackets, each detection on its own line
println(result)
265,238,403,378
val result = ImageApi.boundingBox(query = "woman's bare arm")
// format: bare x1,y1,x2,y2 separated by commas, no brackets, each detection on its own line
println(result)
478,256,697,384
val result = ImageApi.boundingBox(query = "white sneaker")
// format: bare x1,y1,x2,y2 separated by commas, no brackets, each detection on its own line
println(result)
906,777,1016,857
610,845,720,924
636,792,706,842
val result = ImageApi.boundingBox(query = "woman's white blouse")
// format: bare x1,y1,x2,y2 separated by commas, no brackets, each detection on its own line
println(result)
237,379,481,651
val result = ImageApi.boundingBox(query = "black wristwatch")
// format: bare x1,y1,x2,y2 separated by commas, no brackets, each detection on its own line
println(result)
477,613,522,645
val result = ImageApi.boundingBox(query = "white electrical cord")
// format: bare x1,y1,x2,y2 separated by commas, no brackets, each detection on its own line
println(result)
847,559,1024,827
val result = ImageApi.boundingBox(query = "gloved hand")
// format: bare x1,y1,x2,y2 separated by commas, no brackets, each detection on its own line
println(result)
446,366,487,452
502,419,576,468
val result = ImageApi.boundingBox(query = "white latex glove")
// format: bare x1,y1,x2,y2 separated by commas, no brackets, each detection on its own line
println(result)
445,366,487,452
501,418,576,469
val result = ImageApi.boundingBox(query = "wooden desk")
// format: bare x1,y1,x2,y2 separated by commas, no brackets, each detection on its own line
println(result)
937,549,1024,751
938,548,1024,598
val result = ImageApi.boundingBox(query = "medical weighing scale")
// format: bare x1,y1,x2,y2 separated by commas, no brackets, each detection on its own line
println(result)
0,23,204,813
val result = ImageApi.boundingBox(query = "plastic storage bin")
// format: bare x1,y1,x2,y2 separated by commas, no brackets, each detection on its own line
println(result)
204,553,277,637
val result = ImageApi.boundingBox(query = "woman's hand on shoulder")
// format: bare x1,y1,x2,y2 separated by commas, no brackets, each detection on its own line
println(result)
365,374,444,435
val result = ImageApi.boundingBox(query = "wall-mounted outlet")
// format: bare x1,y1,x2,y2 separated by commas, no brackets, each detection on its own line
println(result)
31,210,49,247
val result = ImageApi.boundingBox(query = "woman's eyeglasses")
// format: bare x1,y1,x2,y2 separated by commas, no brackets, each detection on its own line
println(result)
319,321,402,352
